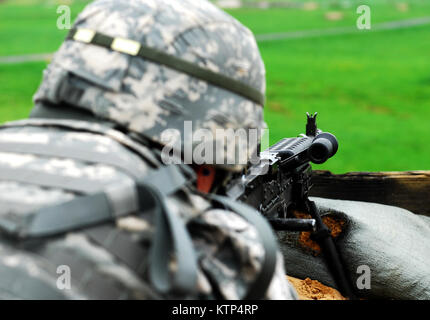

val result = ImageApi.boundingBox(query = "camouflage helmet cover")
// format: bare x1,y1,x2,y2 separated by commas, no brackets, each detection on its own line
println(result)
33,0,266,170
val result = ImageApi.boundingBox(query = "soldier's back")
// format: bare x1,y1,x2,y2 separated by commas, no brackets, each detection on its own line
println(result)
0,119,294,300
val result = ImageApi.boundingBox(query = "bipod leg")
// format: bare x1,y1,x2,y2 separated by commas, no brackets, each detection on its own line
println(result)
303,199,357,300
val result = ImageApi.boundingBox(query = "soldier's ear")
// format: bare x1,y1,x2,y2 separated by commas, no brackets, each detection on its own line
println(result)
195,165,216,193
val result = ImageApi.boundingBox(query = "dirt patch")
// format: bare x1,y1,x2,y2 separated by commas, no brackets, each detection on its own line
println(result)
287,276,347,300
293,211,345,255
267,101,291,116
365,105,393,115
325,11,344,21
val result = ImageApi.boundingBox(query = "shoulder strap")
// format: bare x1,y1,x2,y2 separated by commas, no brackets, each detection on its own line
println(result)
139,183,197,296
82,176,199,297
208,194,278,300
0,165,188,238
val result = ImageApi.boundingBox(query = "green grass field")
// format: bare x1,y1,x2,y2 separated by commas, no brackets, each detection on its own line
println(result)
1,0,430,173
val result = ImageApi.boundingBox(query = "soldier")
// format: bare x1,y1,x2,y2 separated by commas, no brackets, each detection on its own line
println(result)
0,0,297,299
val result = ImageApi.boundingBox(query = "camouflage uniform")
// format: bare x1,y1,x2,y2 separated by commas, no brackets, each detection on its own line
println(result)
0,120,293,299
0,0,296,299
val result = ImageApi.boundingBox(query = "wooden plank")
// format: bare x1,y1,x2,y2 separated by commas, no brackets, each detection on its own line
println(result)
310,171,430,217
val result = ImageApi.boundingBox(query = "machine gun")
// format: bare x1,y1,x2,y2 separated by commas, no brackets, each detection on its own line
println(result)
224,113,356,299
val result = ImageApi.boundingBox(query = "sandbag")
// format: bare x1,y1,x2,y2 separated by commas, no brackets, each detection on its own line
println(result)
277,197,430,300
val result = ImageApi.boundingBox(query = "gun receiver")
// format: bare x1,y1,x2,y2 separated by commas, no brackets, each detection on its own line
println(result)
224,113,357,299
226,112,338,225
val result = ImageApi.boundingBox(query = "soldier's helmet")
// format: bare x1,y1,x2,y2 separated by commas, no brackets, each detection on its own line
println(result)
33,0,266,171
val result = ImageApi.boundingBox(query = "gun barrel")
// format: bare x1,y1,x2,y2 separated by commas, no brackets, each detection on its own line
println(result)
267,136,313,159
308,132,339,164
268,218,316,232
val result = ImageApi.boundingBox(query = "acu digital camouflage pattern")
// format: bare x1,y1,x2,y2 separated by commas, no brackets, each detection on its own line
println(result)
34,0,266,171
0,120,296,300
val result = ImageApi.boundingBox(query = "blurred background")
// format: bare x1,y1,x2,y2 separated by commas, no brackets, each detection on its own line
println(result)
1,0,429,173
